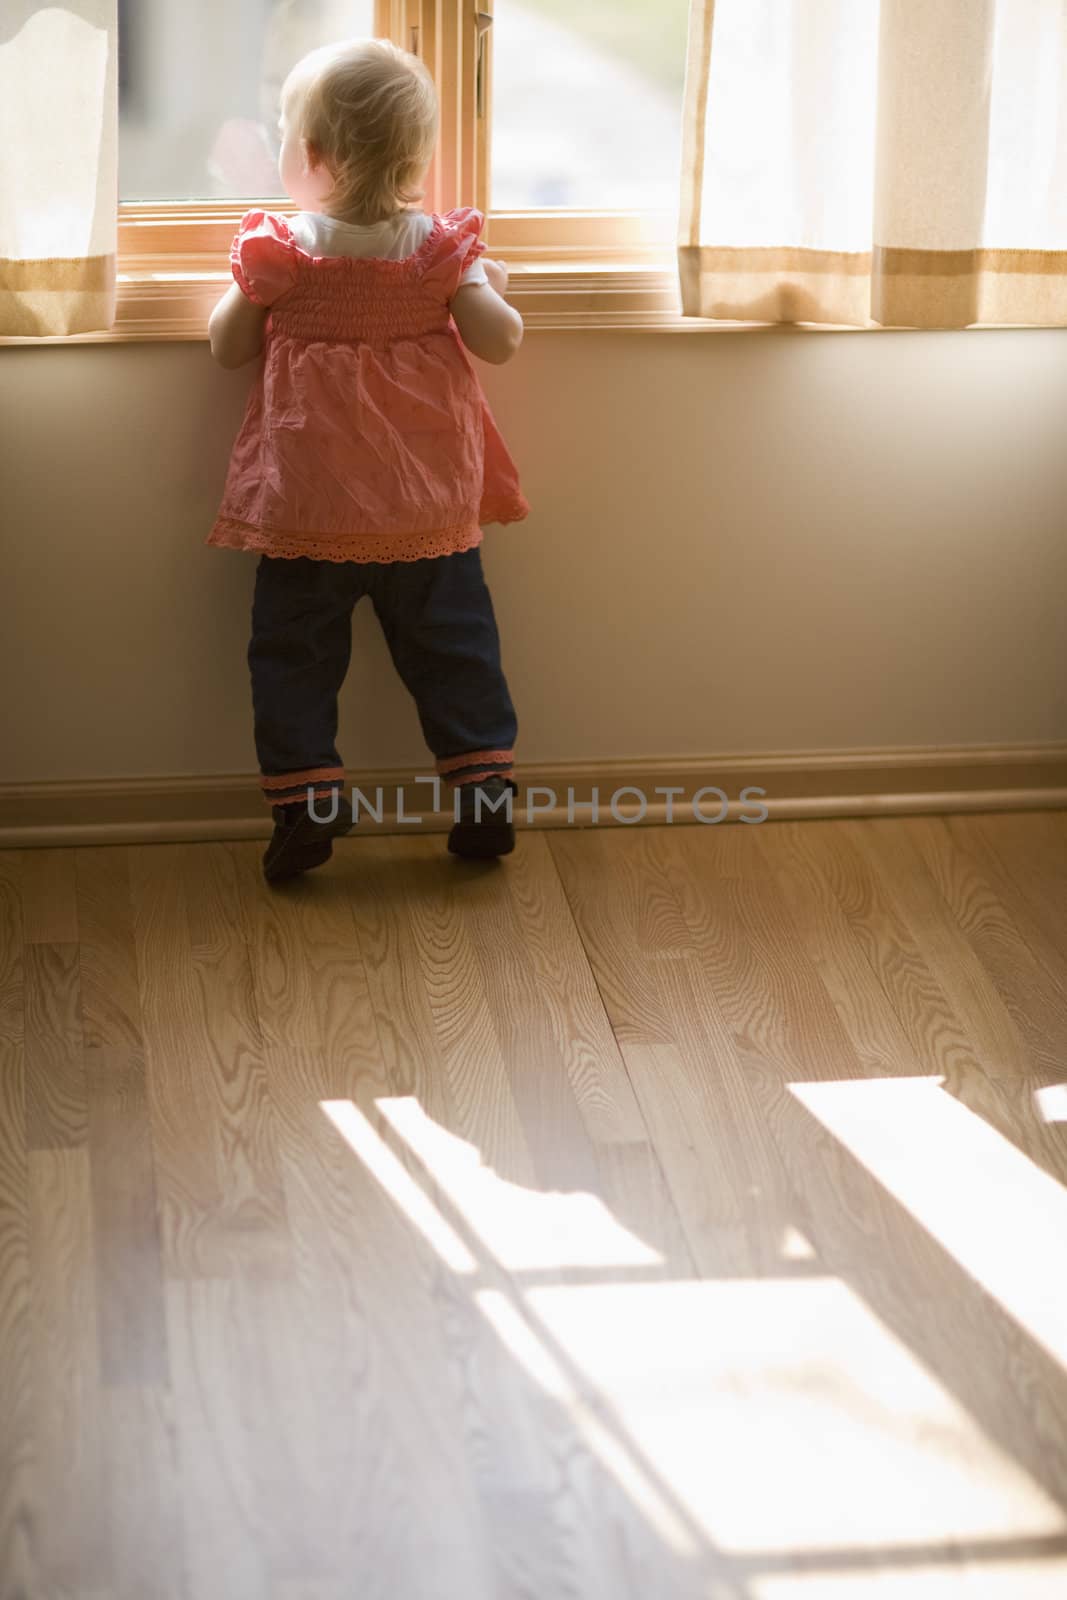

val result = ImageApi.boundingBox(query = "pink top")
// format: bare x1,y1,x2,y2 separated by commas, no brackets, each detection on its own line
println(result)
207,206,530,564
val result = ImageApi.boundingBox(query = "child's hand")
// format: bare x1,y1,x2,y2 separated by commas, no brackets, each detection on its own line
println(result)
483,257,509,297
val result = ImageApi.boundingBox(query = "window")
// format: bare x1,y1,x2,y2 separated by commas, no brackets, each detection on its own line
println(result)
114,0,690,338
119,0,378,202
490,0,687,217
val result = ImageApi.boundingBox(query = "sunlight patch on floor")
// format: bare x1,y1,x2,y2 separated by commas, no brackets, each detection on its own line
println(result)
475,1288,700,1559
517,1277,1066,1557
1034,1083,1067,1124
790,1077,1067,1372
320,1099,476,1272
376,1095,663,1270
321,1091,1067,1589
779,1225,817,1261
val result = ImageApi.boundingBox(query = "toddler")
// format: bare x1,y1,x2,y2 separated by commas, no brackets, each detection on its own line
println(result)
206,37,528,883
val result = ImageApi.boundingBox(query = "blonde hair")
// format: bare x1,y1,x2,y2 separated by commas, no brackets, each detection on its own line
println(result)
283,38,438,225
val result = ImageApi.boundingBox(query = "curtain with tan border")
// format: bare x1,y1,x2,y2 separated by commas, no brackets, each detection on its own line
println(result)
0,1,118,336
678,0,1067,328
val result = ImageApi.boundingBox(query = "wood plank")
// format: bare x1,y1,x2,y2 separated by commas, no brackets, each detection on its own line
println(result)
482,833,653,1147
100,1383,187,1600
23,943,85,1149
85,1045,168,1387
75,845,170,1389
595,824,704,961
546,829,681,1047
450,838,602,1195
227,839,387,1113
753,819,927,1078
130,844,288,1279
617,1029,802,1280
75,847,143,1052
181,840,251,954
962,809,1067,967
257,1113,495,1599
384,834,538,1188
668,826,867,1082
0,851,22,1046
20,848,78,944
908,814,1067,1075
852,816,1039,1077
590,1138,698,1284
550,828,799,1276
0,854,34,1595
163,1277,282,1599
27,1148,110,1593
0,1037,34,1600
236,837,499,1595
781,818,1010,1081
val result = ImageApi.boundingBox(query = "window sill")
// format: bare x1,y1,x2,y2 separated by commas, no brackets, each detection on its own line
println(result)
2,207,1059,341
3,251,1055,343
0,258,881,342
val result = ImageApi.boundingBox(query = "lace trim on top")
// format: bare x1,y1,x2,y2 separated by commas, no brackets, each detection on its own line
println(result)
207,515,486,565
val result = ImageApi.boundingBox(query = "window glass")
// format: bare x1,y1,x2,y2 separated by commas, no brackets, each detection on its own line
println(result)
491,0,689,213
119,0,375,201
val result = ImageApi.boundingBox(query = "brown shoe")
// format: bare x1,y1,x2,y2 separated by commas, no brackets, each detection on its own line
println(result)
263,800,354,884
447,776,517,859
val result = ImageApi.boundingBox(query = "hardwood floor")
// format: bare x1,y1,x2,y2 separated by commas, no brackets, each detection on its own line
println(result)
1,811,1067,1599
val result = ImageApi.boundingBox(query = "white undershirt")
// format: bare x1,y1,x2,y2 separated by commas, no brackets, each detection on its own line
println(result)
287,209,488,288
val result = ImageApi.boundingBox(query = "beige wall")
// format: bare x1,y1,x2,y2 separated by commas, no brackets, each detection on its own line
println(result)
2,329,1065,786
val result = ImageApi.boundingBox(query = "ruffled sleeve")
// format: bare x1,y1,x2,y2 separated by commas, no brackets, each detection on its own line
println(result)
422,206,488,302
230,209,299,307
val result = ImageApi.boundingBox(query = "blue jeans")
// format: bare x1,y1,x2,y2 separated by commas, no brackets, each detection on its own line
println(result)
248,546,518,808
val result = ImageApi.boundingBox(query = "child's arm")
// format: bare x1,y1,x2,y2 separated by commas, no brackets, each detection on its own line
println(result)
449,259,523,365
208,283,270,369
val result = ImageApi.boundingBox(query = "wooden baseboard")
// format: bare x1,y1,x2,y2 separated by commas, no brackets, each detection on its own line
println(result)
0,743,1065,848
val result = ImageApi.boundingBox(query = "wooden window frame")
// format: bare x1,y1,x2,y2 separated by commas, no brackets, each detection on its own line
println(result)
9,0,714,345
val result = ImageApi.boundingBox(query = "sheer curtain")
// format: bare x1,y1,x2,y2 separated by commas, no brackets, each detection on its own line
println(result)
0,2,118,336
678,0,1067,328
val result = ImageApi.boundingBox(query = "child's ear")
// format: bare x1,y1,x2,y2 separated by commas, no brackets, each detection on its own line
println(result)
302,138,325,173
